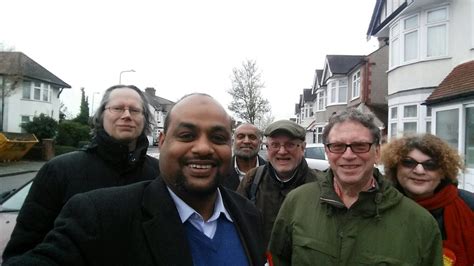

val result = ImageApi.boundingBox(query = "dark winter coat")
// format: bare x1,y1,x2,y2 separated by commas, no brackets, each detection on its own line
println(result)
222,155,266,191
2,130,159,262
3,178,265,266
237,159,319,247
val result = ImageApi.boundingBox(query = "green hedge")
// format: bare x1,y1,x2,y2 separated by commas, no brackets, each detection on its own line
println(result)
56,121,90,147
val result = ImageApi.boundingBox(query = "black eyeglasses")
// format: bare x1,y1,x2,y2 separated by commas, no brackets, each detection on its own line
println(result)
266,142,301,152
105,106,143,117
400,158,439,171
325,142,373,154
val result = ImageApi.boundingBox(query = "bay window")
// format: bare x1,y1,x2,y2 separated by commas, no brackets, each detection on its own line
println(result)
389,5,448,68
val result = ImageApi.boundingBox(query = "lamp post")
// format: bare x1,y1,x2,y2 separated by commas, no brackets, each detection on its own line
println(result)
90,91,100,116
119,69,135,84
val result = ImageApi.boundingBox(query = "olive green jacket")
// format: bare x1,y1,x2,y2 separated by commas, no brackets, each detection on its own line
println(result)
268,168,443,266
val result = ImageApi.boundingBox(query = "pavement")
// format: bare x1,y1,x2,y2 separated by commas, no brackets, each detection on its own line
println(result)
0,146,160,178
0,160,46,178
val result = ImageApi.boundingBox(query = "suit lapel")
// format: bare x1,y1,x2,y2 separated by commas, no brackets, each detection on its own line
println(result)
141,178,193,266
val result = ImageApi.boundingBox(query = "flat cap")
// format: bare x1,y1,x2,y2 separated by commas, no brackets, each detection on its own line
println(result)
264,120,305,141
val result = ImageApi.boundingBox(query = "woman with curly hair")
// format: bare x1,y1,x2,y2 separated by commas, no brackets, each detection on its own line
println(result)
381,134,474,266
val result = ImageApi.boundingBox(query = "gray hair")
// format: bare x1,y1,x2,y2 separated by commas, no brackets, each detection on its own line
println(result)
91,85,154,137
322,108,381,145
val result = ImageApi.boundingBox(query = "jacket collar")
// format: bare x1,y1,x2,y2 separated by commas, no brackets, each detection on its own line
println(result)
141,178,194,265
87,130,149,172
319,168,403,217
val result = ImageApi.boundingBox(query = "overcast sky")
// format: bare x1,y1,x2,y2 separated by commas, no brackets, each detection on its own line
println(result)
1,0,378,121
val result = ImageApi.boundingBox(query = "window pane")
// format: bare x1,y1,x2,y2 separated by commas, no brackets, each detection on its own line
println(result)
338,80,347,102
465,107,474,168
34,88,41,100
404,105,417,117
391,38,400,67
22,82,31,99
391,23,399,37
426,121,431,134
428,8,447,23
391,107,398,119
426,107,432,117
404,15,418,30
427,25,446,57
391,123,397,137
404,31,418,61
330,83,336,103
21,116,30,133
42,86,49,101
404,122,417,133
436,109,459,149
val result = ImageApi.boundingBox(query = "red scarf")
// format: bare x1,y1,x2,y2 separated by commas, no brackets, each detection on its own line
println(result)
416,185,474,266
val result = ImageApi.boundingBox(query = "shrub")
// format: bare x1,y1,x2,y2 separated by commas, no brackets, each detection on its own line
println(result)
20,114,58,141
56,121,90,147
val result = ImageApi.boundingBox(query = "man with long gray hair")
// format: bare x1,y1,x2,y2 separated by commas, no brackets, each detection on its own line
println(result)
3,85,160,263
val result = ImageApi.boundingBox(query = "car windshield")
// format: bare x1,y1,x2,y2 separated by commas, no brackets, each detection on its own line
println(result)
305,146,326,160
0,182,32,212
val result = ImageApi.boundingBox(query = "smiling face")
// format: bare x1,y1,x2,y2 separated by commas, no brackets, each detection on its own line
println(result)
103,88,145,147
396,149,443,200
325,121,380,187
233,124,261,160
266,133,305,180
159,95,232,199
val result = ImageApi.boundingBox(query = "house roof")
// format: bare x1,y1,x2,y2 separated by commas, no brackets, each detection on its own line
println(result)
425,60,474,105
313,69,323,90
366,0,408,38
326,55,366,75
0,51,71,88
302,88,316,102
144,87,175,112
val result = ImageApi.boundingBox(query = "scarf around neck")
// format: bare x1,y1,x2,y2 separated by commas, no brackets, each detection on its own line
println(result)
415,184,474,266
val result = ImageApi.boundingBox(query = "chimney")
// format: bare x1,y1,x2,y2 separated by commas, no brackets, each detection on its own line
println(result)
145,87,156,96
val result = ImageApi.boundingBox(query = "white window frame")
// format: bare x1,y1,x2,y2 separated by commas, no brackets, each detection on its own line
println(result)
390,22,400,68
352,70,361,100
317,89,326,111
389,5,449,69
327,79,348,105
426,6,448,58
402,14,419,63
402,104,418,134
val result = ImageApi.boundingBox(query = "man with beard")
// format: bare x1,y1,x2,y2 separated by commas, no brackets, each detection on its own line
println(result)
4,93,265,266
223,123,266,190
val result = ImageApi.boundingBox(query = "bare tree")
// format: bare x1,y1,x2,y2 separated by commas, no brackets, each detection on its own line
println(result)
255,111,275,131
228,60,271,124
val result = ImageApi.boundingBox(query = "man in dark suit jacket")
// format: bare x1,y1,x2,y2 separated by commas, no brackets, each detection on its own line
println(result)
5,93,265,266
223,123,266,190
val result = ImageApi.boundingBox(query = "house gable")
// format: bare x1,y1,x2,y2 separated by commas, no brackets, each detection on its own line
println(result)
0,52,71,88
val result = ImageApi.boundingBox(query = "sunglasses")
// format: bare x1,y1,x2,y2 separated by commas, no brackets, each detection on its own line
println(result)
400,158,439,171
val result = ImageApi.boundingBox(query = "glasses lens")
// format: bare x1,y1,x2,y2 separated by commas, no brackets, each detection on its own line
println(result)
401,159,418,168
351,143,371,153
421,161,439,171
328,143,345,153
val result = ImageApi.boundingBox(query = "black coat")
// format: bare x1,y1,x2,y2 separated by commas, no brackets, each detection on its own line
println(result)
222,155,266,191
3,131,160,262
4,178,266,266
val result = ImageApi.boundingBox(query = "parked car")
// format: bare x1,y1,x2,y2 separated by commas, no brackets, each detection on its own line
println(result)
304,143,329,171
0,180,32,263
